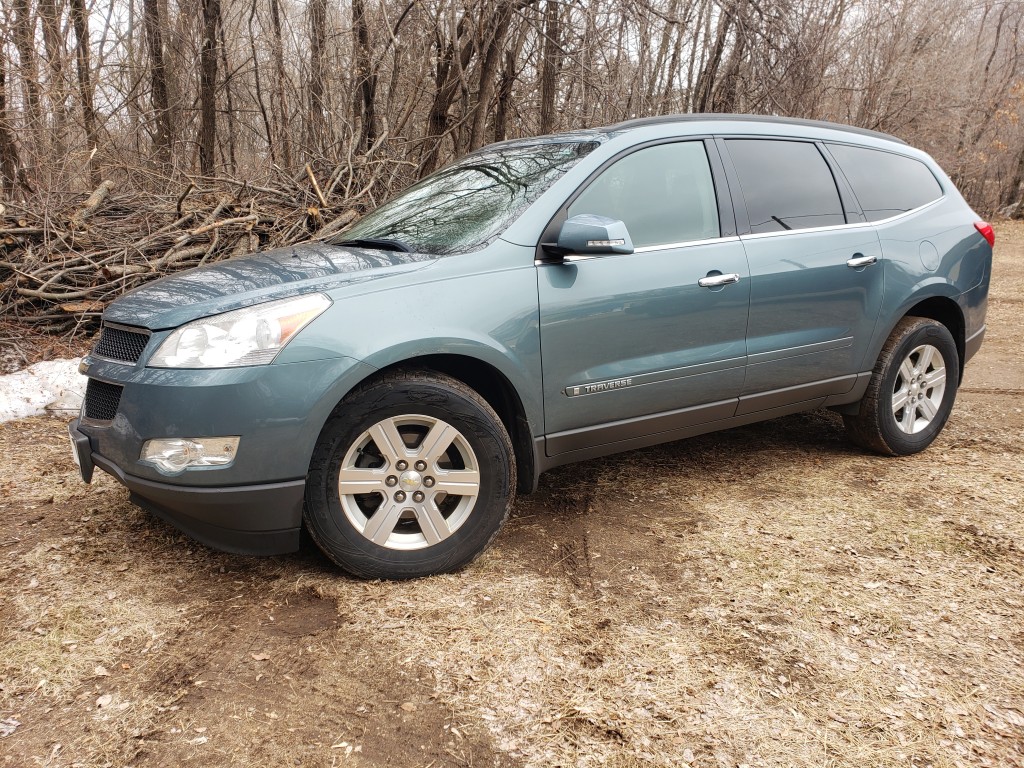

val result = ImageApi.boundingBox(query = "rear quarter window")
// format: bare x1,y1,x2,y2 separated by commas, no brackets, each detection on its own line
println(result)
826,143,943,222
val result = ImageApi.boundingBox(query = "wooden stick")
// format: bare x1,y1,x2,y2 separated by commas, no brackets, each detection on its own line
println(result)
70,180,115,227
305,163,328,207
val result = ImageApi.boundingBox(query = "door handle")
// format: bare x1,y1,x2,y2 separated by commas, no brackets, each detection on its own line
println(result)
846,254,877,268
698,273,741,288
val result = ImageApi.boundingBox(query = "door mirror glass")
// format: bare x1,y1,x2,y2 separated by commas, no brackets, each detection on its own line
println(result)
555,214,635,256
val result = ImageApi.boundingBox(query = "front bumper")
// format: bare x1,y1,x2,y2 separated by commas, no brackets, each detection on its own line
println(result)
70,418,305,554
69,353,373,556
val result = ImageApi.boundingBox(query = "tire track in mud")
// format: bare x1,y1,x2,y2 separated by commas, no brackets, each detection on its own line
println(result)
960,387,1024,395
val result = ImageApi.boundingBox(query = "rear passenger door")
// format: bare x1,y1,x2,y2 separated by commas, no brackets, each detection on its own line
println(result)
720,138,884,408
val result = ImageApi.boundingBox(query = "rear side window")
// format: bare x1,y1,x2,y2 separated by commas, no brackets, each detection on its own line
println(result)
568,141,720,248
827,143,943,221
726,139,845,234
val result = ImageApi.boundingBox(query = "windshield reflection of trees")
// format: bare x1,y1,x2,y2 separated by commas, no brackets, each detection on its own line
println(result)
333,143,596,255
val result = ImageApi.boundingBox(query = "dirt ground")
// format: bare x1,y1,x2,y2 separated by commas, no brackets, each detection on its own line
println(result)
2,224,1022,768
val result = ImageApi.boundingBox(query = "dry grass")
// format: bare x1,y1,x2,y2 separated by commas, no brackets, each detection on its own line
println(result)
1,223,1022,767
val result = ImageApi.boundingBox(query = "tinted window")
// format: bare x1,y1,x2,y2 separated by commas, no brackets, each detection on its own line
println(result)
827,143,943,222
726,140,845,233
568,142,719,248
334,141,597,255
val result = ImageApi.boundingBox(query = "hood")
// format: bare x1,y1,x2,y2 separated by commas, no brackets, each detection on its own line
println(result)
103,242,436,329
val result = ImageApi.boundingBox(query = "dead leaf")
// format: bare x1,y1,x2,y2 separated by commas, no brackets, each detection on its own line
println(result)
94,665,110,677
0,718,20,737
250,652,271,661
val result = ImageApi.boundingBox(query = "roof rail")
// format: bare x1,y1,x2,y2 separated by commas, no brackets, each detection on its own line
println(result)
605,113,907,145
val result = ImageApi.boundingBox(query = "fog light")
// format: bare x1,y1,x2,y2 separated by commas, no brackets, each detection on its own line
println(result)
140,437,240,475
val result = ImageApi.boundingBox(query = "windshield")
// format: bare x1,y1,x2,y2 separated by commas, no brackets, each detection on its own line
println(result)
331,141,599,255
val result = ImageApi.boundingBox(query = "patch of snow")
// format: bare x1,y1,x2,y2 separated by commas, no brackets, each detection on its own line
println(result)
0,358,86,424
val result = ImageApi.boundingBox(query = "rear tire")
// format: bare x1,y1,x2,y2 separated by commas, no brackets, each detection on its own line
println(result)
844,317,959,456
304,370,515,580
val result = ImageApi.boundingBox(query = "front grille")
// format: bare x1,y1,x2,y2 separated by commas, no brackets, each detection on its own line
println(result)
84,379,123,421
93,324,150,364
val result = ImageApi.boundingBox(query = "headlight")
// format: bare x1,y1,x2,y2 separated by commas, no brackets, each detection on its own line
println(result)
149,294,331,368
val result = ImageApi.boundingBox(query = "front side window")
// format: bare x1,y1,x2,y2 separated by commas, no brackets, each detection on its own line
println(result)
827,143,943,221
567,142,720,248
726,139,845,234
333,141,598,255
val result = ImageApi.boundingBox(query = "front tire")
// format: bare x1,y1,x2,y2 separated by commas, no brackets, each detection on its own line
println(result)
844,317,959,456
304,371,515,579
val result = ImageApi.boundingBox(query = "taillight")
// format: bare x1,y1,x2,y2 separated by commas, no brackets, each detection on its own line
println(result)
974,221,995,247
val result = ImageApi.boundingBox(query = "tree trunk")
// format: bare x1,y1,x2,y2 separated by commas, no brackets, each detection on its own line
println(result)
693,2,731,113
12,0,42,146
494,48,517,143
249,0,275,165
268,0,292,167
660,11,687,112
0,50,26,195
419,13,475,176
199,0,221,175
712,0,747,112
352,0,379,153
307,0,329,157
648,0,683,111
539,0,561,134
1003,142,1024,214
38,0,69,156
70,0,100,186
469,3,515,151
217,14,237,174
142,0,174,164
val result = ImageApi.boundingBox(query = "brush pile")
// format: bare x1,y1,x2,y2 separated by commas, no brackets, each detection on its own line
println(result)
0,163,381,331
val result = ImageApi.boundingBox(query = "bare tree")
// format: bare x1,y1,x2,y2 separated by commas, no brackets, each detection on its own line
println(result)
352,0,379,152
0,0,1021,217
70,0,100,184
306,0,329,157
0,44,27,194
538,0,561,134
199,0,221,174
142,0,174,164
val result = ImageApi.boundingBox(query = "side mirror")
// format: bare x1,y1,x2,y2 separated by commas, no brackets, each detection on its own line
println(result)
545,214,634,259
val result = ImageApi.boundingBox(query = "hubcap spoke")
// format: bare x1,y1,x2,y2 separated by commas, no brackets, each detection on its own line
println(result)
416,501,451,545
916,345,935,372
918,396,938,421
924,367,946,390
362,501,405,545
338,466,386,494
898,357,916,385
368,419,407,464
431,468,481,496
418,421,457,467
891,387,911,415
900,404,918,433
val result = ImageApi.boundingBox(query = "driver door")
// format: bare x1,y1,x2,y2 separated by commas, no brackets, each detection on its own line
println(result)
537,140,750,455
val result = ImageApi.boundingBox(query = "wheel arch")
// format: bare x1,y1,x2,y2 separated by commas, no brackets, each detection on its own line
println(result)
357,353,540,495
900,295,966,381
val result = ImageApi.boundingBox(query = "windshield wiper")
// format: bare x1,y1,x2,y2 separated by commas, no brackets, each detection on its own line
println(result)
332,237,413,252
